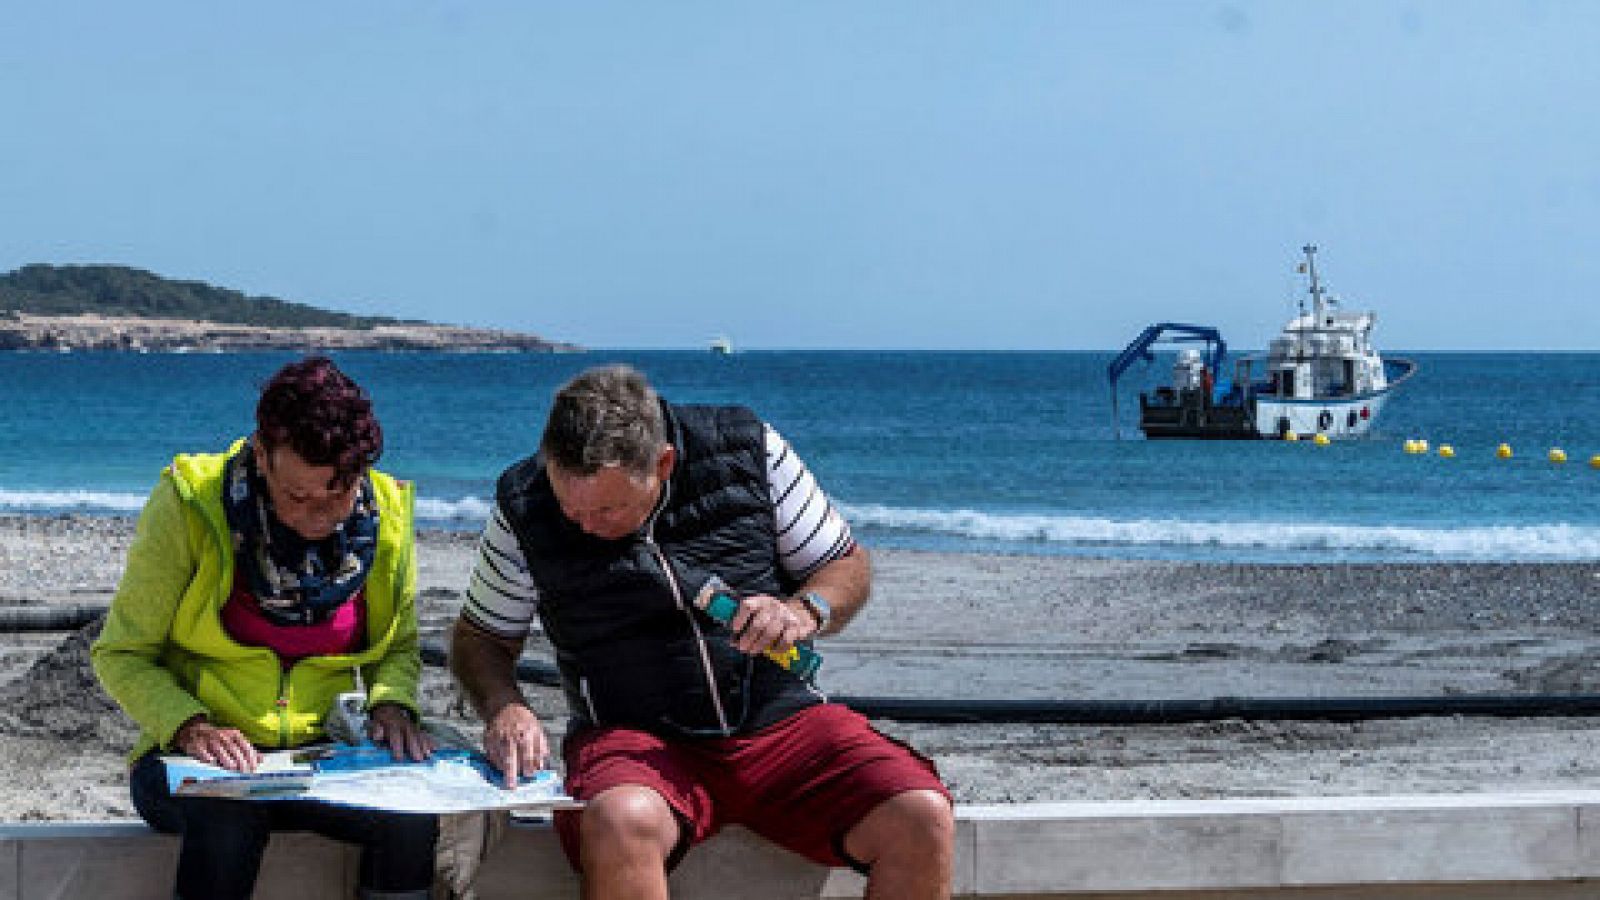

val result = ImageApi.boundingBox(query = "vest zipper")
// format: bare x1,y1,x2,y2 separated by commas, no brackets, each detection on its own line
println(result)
578,676,599,724
644,533,730,735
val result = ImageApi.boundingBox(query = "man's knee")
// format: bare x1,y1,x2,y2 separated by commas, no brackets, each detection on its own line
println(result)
579,785,681,859
846,789,954,863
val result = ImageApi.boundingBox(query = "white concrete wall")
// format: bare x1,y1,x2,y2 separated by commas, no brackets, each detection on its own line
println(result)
8,792,1600,899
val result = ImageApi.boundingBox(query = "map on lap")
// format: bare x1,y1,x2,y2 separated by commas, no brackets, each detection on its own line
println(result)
163,742,578,814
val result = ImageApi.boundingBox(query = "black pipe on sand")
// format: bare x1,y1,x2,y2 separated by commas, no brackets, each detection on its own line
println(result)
0,605,106,633
10,614,1600,727
415,638,1600,725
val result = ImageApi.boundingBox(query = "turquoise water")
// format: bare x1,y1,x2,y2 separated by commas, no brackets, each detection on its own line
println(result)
3,350,1598,562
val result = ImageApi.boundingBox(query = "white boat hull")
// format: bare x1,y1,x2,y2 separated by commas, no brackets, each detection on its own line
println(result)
1253,389,1392,439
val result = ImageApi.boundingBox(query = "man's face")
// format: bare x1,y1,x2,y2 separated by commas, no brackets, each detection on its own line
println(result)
547,445,674,540
255,441,359,541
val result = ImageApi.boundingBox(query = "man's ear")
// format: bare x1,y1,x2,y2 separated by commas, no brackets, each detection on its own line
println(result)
656,444,676,482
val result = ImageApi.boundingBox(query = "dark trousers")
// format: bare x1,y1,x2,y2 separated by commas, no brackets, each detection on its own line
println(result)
130,750,437,900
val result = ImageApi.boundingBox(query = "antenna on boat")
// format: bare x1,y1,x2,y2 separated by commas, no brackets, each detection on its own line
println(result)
1302,244,1327,324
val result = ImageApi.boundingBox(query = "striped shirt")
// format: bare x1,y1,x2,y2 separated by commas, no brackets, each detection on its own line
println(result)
463,425,855,640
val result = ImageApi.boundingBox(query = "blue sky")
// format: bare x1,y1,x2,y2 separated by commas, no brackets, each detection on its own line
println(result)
3,2,1598,351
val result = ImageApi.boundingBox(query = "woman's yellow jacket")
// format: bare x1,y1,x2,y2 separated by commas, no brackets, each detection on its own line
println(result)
91,440,421,761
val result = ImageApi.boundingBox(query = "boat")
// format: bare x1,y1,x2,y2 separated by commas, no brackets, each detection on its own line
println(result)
1108,245,1417,440
708,334,734,355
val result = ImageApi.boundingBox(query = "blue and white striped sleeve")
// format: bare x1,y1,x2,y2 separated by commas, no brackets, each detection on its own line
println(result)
462,502,541,640
766,424,856,581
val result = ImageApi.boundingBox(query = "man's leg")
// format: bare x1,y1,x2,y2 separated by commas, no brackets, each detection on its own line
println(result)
577,784,682,900
557,726,714,900
842,789,955,900
726,705,953,899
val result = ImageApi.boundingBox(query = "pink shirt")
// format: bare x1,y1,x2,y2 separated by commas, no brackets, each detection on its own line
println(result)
221,578,366,668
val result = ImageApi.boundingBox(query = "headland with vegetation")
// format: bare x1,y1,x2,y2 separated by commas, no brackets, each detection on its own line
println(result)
0,264,579,353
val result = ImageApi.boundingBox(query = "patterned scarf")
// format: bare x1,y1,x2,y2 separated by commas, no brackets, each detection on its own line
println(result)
222,440,379,626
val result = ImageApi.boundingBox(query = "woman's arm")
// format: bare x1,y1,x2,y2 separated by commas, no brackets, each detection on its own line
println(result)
90,473,211,749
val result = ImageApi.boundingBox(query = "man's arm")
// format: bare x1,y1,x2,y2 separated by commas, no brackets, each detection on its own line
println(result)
791,544,871,636
449,615,529,723
726,547,870,656
450,616,550,786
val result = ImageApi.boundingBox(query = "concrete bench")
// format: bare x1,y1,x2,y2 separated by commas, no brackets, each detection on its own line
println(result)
9,792,1600,898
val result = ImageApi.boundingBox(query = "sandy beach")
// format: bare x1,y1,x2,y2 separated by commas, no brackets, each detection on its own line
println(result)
4,514,1600,821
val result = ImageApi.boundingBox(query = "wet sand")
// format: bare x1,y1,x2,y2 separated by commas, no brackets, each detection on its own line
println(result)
4,514,1600,820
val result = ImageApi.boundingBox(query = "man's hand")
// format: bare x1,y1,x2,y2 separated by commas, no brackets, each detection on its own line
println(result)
483,702,549,789
368,702,437,762
728,593,818,656
175,716,262,773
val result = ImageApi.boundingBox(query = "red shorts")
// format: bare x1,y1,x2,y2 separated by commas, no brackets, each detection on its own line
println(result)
553,703,948,872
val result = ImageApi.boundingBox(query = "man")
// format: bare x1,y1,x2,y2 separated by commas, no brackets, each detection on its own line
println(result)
450,364,953,899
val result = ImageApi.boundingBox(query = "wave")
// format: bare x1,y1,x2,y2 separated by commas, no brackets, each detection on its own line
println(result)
6,489,1594,561
0,489,149,514
0,488,496,525
414,495,494,524
842,503,1600,561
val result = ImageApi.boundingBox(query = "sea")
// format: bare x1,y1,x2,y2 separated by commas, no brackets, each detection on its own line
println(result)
2,350,1598,564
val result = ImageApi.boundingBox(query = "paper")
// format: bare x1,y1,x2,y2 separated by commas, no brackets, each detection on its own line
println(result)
165,742,579,814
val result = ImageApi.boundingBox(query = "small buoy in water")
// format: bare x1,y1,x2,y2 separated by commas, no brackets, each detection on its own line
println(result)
1496,443,1513,459
1313,433,1330,446
1413,438,1428,454
1590,454,1600,470
1402,439,1417,454
1549,447,1568,463
1282,431,1299,442
1438,444,1455,458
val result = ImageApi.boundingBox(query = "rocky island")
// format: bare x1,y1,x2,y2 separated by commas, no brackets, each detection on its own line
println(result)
0,263,579,354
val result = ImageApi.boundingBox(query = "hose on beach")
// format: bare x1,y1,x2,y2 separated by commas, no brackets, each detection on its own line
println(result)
413,639,1600,725
0,605,108,632
17,610,1600,726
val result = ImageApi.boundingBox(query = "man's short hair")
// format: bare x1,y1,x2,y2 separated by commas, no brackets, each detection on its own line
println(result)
540,365,666,475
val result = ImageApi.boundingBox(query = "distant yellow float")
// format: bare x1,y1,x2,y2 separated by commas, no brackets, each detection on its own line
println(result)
1496,443,1513,459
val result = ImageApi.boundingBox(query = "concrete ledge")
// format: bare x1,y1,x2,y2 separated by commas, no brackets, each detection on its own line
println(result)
9,792,1600,898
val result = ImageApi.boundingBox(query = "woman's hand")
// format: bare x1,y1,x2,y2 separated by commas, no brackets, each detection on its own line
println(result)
175,716,262,773
368,702,436,762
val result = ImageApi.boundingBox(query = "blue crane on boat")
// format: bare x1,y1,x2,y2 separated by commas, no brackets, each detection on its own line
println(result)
1107,323,1228,440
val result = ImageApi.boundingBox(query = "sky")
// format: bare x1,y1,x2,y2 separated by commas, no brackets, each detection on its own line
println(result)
3,2,1599,351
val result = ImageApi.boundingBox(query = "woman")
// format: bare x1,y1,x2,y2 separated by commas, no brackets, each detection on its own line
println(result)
92,355,437,900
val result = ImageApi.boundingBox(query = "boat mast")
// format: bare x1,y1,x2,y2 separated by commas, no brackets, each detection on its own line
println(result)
1303,244,1325,324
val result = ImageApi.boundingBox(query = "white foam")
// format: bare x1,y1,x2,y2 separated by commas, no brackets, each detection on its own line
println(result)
842,503,1600,561
0,489,148,514
414,495,493,524
0,489,494,525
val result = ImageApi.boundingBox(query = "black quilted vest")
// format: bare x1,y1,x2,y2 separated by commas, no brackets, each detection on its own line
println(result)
495,402,823,738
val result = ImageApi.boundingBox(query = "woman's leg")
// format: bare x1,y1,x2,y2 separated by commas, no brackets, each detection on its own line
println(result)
129,751,274,900
130,751,435,898
279,802,438,898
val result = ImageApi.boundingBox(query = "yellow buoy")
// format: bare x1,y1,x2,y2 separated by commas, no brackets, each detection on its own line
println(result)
1438,444,1455,458
1590,454,1600,470
1282,431,1299,442
1402,439,1415,454
1313,433,1330,446
1413,438,1428,454
1496,443,1513,459
1549,447,1567,463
